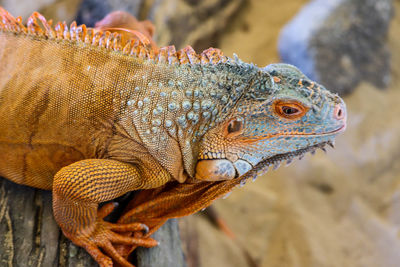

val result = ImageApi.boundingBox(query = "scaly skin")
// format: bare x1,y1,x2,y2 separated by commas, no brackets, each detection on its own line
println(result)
0,8,347,267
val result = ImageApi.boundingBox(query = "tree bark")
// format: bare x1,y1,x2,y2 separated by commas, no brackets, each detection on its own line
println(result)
136,219,186,267
0,178,186,267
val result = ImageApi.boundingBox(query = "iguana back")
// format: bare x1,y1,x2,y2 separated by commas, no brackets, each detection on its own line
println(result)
0,18,223,190
0,32,110,187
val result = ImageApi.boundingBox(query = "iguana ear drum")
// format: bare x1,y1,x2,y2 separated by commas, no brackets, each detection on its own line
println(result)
224,117,244,138
195,159,236,181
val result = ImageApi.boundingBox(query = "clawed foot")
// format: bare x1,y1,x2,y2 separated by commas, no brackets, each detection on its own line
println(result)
65,202,158,267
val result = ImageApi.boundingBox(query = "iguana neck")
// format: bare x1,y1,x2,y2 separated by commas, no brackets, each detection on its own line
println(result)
176,62,259,178
118,59,258,182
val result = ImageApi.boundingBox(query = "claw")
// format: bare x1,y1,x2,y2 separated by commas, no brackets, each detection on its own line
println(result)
141,223,149,234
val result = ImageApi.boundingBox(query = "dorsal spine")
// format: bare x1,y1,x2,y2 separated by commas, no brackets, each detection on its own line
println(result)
0,7,228,66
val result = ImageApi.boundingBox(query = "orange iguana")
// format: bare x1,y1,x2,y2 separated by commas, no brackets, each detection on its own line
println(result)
0,8,347,267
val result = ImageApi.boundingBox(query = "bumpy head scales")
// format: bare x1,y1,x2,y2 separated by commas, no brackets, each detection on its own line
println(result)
195,63,347,183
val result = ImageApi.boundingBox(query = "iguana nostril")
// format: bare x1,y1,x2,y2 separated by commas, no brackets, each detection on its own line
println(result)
334,104,345,120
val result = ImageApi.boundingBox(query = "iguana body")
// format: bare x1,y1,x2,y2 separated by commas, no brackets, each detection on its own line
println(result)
0,8,347,267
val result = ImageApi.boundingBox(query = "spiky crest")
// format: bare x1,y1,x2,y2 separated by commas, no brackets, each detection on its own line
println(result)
0,8,227,65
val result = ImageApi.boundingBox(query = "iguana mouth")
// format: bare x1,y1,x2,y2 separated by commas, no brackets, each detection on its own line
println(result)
312,125,346,136
236,141,333,186
197,141,333,183
240,125,346,143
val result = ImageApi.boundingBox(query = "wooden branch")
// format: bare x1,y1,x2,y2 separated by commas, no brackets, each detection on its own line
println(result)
136,219,186,267
0,178,186,267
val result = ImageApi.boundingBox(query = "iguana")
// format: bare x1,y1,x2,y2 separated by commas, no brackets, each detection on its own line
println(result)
0,8,347,267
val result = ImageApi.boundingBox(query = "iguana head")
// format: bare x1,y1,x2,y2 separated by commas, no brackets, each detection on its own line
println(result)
195,63,346,182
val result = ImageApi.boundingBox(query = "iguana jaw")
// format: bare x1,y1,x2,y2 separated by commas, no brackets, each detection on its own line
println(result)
227,141,333,188
244,141,332,179
195,140,333,182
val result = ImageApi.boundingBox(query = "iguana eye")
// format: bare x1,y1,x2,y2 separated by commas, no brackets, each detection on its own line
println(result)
274,100,308,119
282,106,300,115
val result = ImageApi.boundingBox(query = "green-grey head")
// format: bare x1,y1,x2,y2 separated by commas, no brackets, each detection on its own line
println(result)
195,62,346,182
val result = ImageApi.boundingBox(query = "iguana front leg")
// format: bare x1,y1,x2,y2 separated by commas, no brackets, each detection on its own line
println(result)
52,159,165,267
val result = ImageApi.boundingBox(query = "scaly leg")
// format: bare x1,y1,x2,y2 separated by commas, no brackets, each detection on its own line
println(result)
52,159,163,267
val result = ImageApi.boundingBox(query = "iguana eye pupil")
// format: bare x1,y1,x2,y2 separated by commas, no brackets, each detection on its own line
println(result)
282,106,299,115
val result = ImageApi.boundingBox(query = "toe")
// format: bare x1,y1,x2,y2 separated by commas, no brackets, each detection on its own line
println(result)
109,232,159,247
98,202,118,219
107,222,149,234
100,241,135,267
83,243,113,267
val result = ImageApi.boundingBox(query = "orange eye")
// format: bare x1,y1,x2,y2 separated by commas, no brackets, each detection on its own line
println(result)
281,106,300,115
274,100,308,119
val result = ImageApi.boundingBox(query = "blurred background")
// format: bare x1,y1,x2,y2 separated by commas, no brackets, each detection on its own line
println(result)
1,0,399,266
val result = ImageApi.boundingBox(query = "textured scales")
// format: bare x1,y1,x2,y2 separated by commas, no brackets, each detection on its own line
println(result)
0,8,347,267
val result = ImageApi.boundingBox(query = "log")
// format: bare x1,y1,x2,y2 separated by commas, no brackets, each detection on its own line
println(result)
136,219,186,267
0,178,186,267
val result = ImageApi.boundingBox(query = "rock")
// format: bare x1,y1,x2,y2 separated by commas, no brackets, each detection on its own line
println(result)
76,0,143,28
76,0,244,51
279,0,394,95
149,0,244,51
0,0,81,23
